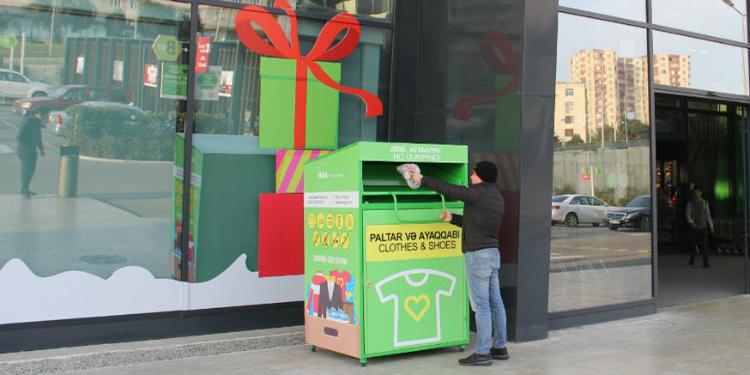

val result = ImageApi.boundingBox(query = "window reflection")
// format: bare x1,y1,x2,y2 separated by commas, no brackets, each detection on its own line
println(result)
551,14,653,313
652,0,748,43
560,0,646,21
653,31,749,96
233,0,394,20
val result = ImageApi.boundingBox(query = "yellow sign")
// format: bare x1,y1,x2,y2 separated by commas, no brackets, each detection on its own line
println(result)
365,223,462,262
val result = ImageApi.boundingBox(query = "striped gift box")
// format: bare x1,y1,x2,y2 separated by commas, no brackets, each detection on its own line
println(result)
275,149,331,193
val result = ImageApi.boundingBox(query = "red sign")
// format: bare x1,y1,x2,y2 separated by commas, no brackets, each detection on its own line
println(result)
195,35,212,73
144,63,158,87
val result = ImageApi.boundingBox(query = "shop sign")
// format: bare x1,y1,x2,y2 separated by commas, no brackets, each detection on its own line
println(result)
219,71,234,97
152,34,180,62
144,63,158,87
160,62,188,99
75,56,85,75
195,35,212,73
196,65,221,101
0,34,17,49
112,60,124,82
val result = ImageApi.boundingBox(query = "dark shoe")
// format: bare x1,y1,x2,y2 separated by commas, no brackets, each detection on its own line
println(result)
27,190,37,196
703,256,711,268
491,347,509,360
688,254,695,266
458,353,492,366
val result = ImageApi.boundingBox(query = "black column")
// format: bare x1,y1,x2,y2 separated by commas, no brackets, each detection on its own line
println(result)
514,0,558,341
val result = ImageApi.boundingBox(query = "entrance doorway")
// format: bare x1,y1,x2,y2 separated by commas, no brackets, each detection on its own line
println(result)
655,94,750,307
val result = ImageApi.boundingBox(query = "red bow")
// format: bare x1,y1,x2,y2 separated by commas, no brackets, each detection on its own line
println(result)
452,30,519,121
235,0,383,148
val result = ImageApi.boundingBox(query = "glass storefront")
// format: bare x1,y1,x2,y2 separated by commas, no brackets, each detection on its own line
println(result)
551,13,653,312
0,0,393,325
560,0,646,21
652,0,748,43
653,31,749,96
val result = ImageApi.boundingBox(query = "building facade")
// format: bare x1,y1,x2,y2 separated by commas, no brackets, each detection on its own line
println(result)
0,0,748,353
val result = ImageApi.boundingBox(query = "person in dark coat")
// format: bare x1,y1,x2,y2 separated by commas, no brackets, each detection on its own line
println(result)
16,107,46,199
412,161,508,366
686,186,713,268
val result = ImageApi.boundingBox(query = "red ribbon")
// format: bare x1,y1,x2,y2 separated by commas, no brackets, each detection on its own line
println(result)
452,30,519,121
235,0,383,148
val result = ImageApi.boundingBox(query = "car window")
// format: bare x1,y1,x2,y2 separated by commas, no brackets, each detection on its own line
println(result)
571,197,586,205
89,89,108,101
590,197,606,206
0,72,7,81
552,196,568,203
7,73,26,83
626,197,650,208
63,89,85,101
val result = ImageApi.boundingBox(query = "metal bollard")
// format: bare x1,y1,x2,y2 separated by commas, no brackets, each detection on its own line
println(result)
58,145,79,197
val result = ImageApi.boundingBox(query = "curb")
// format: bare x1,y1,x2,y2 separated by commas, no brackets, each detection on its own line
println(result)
79,155,173,164
0,331,305,375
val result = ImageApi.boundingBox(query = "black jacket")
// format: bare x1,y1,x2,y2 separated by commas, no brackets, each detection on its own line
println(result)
17,116,43,158
422,176,504,252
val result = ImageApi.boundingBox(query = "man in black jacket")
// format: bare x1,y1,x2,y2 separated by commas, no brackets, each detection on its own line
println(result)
17,107,46,199
412,161,508,366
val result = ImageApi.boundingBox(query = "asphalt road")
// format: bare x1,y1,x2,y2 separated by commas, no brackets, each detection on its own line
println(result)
0,106,172,217
550,224,652,271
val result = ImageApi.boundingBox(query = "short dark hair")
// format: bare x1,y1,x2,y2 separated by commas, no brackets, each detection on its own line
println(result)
693,185,703,192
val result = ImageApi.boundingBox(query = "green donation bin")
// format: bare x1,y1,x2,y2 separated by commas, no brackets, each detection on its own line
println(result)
303,142,470,365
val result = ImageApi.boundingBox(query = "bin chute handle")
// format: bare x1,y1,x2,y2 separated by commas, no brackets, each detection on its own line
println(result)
390,192,447,224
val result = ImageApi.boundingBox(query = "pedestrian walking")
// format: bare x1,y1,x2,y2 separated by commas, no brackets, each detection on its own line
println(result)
17,107,46,199
410,161,509,366
686,186,713,268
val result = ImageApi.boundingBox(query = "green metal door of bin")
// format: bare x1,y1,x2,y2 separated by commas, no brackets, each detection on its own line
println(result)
362,204,468,357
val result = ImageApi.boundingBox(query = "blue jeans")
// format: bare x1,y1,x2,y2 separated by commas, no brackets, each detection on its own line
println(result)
465,247,507,354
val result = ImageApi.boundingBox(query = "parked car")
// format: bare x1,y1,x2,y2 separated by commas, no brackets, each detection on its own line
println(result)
551,194,610,227
0,69,54,100
606,195,652,232
48,101,145,136
13,85,128,116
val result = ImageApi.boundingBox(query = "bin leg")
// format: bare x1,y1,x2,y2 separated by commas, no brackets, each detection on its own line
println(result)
459,345,466,352
310,345,316,352
360,358,367,367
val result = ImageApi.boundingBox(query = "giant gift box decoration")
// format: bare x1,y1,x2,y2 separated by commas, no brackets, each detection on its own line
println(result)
235,0,383,150
275,149,331,193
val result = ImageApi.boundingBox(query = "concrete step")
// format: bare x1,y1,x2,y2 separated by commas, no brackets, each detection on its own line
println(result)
0,326,304,375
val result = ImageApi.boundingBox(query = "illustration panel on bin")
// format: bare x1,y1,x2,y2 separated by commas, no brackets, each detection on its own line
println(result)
304,142,469,362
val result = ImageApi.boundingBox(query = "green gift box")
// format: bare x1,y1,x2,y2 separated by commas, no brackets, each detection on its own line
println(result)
259,56,341,150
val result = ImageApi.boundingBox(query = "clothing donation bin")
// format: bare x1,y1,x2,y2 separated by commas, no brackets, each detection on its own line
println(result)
303,142,470,365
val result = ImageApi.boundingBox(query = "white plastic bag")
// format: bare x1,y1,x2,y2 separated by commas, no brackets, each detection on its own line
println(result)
396,163,421,189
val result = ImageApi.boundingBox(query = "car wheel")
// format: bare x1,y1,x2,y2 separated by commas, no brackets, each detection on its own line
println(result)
31,91,47,98
565,213,578,227
640,216,651,232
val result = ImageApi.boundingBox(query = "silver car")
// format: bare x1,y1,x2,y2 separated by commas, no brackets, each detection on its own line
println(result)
551,194,610,227
0,69,53,100
48,101,144,136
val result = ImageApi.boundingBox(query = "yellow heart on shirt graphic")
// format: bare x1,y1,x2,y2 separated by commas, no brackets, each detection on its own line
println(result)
404,295,430,322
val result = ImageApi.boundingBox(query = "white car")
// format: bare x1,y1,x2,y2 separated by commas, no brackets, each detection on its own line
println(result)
551,194,610,227
0,69,54,99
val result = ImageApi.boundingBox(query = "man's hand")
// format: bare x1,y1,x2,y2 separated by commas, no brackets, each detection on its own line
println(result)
440,209,452,223
412,172,423,184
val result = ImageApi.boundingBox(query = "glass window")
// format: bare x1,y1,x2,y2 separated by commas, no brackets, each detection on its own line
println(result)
652,0,748,43
552,14,653,313
560,0,646,21
653,31,749,96
0,0,188,324
7,73,27,83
